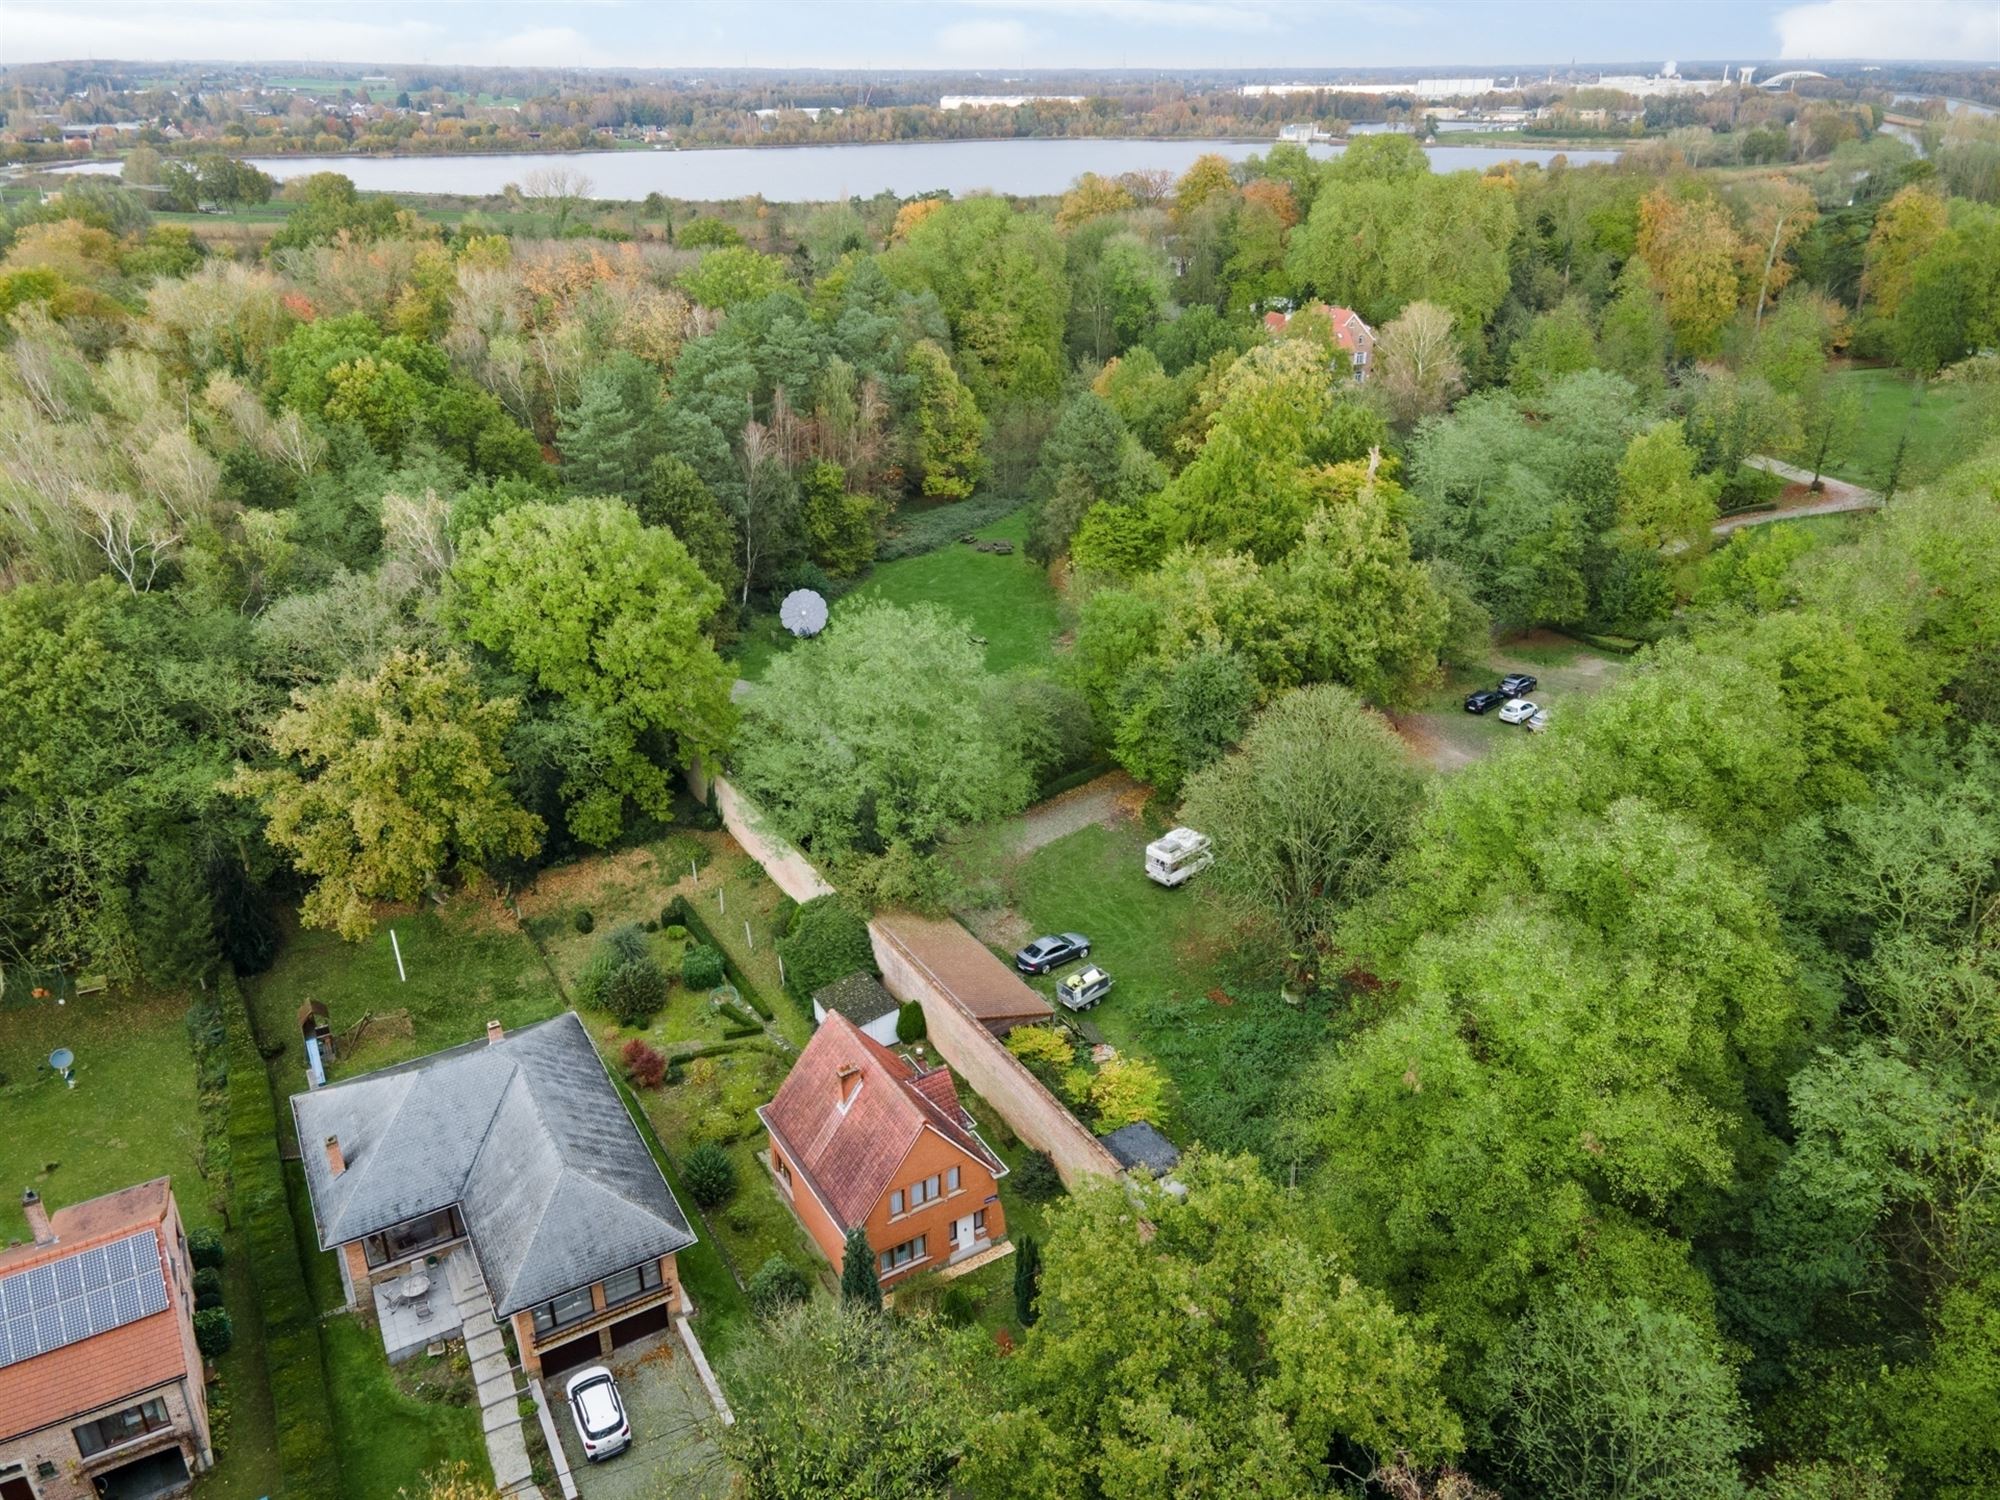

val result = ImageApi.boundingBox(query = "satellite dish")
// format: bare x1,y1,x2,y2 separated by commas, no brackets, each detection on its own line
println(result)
779,588,829,638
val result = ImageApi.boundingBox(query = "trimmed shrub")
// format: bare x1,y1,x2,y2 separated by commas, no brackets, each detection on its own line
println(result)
604,956,668,1028
621,1038,667,1089
573,909,595,934
187,1226,225,1270
682,943,725,990
683,1141,737,1207
775,895,875,1001
1013,1150,1062,1201
193,1265,224,1304
747,1255,812,1317
194,1306,234,1357
895,1001,927,1044
772,897,799,939
663,922,689,941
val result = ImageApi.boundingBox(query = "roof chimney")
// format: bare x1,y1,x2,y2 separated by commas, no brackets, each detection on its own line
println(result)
836,1063,863,1110
324,1135,346,1176
22,1189,55,1247
486,1019,504,1046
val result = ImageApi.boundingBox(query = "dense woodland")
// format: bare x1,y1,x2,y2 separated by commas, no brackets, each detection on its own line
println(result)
2,110,2000,1499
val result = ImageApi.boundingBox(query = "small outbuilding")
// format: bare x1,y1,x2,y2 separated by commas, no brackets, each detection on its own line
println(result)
811,971,902,1047
1097,1121,1182,1178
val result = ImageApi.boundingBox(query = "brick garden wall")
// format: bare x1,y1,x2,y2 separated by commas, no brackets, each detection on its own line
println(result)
870,919,1121,1190
689,767,1120,1189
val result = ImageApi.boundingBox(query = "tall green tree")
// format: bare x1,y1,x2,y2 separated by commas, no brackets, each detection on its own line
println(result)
839,1228,882,1314
965,1153,1463,1498
732,601,1032,862
1178,684,1421,957
447,500,735,844
229,650,542,941
907,339,987,500
1494,1291,1753,1500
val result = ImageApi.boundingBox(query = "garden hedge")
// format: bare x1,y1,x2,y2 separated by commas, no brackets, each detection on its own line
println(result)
664,894,775,1020
775,895,876,1003
223,975,340,1500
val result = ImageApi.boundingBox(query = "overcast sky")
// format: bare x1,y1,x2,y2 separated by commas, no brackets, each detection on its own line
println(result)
2,0,1995,71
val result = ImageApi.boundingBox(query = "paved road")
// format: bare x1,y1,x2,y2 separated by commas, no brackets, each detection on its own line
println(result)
1715,459,1883,535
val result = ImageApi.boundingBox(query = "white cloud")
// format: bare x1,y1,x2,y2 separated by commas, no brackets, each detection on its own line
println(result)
1774,0,1999,60
0,2,619,67
935,18,1034,60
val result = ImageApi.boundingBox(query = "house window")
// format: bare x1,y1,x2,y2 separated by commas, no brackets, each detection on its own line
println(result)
876,1235,927,1275
947,1166,960,1193
889,1189,903,1216
773,1152,791,1188
362,1206,464,1268
74,1397,171,1458
908,1174,941,1209
531,1285,596,1337
973,1208,987,1237
600,1260,664,1310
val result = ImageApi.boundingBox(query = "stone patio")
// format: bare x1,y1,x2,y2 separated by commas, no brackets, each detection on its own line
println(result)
372,1248,473,1363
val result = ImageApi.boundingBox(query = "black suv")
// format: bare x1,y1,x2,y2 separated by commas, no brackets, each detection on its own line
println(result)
1464,689,1508,714
1499,673,1539,696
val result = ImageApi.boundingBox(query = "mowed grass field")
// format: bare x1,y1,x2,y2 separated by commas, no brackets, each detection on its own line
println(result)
1824,367,1989,491
734,507,1062,682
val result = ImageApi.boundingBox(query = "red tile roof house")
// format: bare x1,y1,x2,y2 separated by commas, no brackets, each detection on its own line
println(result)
759,1014,1009,1287
291,1013,697,1381
1263,302,1377,382
0,1180,213,1500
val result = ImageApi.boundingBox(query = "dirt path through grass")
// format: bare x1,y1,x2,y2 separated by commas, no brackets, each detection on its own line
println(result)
1010,771,1146,856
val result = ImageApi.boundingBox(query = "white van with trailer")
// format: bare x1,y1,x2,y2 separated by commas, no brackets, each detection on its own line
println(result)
1145,828,1213,887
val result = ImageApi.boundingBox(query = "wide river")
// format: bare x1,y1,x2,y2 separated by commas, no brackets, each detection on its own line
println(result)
55,136,1622,202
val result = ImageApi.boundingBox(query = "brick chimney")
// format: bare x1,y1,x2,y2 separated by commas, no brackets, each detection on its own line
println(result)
836,1064,863,1110
486,1019,504,1046
22,1189,55,1247
324,1135,346,1176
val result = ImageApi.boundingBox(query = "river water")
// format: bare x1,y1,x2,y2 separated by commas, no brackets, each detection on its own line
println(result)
54,136,1622,202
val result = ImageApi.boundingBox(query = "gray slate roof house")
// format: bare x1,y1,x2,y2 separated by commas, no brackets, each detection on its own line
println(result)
291,1011,693,1319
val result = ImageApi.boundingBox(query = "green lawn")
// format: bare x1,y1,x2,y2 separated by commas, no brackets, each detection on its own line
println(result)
0,986,283,1499
733,507,1062,683
998,821,1343,1163
1825,367,1987,491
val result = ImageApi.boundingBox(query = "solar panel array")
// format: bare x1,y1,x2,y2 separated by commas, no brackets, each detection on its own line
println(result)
0,1231,168,1369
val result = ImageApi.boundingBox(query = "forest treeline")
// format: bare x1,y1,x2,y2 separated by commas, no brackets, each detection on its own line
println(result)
1,116,1999,1497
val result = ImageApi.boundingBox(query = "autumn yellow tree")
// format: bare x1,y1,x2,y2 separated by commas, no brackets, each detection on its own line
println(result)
1170,153,1237,228
1056,172,1136,231
889,197,942,242
1861,184,1949,320
1636,188,1744,358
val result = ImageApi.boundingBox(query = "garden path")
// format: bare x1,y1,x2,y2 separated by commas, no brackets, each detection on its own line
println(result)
1719,459,1883,535
1010,771,1145,857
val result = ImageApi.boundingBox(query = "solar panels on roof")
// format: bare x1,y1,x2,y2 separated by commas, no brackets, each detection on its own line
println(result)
0,1231,168,1369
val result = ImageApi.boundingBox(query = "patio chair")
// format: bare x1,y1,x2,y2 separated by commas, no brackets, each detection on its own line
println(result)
414,1301,434,1320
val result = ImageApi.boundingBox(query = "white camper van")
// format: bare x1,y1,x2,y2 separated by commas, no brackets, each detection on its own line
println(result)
1145,828,1213,888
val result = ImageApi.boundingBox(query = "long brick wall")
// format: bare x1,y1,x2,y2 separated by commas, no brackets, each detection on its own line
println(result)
687,758,835,905
871,917,1122,1189
687,765,1120,1189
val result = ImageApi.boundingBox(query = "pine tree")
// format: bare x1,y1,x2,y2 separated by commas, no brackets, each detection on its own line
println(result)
840,1227,881,1313
1013,1232,1042,1327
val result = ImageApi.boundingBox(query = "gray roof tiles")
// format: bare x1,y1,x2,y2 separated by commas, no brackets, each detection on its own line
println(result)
292,1012,693,1318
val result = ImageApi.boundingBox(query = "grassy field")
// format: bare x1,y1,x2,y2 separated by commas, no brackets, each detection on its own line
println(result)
0,985,283,1498
1824,367,1987,491
994,820,1344,1164
733,507,1062,682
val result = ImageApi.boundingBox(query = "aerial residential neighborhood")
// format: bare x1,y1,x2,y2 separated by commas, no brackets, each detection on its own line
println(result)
2,2,1998,1498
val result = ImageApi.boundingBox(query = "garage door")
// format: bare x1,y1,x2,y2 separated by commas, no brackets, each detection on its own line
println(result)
537,1332,602,1380
609,1303,670,1348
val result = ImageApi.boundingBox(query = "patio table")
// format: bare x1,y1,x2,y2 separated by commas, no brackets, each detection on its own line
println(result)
397,1272,431,1302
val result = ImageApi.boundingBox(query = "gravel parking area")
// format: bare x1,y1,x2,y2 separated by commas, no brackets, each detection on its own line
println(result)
552,1332,731,1500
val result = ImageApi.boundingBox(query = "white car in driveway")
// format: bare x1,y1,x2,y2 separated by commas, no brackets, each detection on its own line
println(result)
566,1365,632,1461
1498,697,1540,725
1527,708,1551,734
